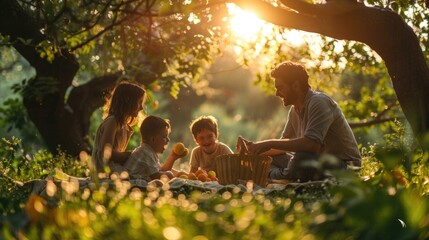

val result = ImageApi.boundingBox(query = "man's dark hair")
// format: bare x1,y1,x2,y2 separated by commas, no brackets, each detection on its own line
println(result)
270,61,310,89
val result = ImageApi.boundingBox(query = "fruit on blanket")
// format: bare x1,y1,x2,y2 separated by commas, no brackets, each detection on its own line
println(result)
173,142,189,157
195,169,206,176
198,173,210,182
209,176,219,181
178,169,218,182
188,173,197,180
196,169,218,182
208,170,216,178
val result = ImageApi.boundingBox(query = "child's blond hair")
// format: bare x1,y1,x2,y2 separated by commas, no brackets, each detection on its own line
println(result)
103,82,146,126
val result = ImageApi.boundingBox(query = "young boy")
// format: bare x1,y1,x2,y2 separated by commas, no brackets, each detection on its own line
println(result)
125,115,186,180
189,115,233,173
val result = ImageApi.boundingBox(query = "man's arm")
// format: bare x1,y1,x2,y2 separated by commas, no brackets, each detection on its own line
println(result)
261,149,287,156
248,137,321,155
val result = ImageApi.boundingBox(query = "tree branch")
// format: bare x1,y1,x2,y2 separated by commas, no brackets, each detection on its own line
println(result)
374,101,399,120
67,72,122,116
69,0,145,52
279,0,361,16
349,117,402,128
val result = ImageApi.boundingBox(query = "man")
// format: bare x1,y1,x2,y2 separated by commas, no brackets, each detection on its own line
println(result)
244,61,361,182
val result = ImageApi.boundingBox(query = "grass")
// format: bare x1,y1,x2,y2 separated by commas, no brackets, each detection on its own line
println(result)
1,136,429,239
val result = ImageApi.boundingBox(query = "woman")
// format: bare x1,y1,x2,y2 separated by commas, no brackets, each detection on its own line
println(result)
91,82,146,178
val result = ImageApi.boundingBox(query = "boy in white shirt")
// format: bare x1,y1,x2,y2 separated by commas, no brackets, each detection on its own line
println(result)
125,116,186,180
189,115,233,173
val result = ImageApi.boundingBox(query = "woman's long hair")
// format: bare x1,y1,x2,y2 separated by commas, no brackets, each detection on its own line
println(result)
103,82,146,127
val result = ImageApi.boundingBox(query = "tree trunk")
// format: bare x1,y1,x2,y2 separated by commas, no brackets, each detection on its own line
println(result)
236,0,429,140
0,0,120,156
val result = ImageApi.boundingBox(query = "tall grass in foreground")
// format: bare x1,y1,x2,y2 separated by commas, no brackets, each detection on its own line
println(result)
1,126,429,239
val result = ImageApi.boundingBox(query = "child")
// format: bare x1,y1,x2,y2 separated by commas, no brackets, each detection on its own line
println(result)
125,115,186,180
189,115,233,173
91,82,146,178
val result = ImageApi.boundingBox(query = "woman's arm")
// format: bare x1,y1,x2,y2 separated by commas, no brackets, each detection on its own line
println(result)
98,118,131,164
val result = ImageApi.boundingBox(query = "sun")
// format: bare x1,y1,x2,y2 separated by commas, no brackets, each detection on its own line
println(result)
227,4,305,46
228,4,266,39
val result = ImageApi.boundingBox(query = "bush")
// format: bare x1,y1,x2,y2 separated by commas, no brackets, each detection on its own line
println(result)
0,137,89,214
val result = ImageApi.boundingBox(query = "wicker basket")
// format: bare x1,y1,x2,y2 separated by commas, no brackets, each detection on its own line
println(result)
215,154,272,187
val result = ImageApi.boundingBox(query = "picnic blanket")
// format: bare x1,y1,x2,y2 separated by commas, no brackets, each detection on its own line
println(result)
27,174,335,203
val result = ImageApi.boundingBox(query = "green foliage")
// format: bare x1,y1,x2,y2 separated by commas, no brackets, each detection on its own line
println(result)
35,40,56,63
314,180,427,239
358,121,429,197
0,96,44,148
0,137,88,182
1,123,429,239
0,137,89,214
0,98,28,131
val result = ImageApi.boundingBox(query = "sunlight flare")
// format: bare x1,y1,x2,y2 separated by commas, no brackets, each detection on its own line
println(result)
228,4,266,39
